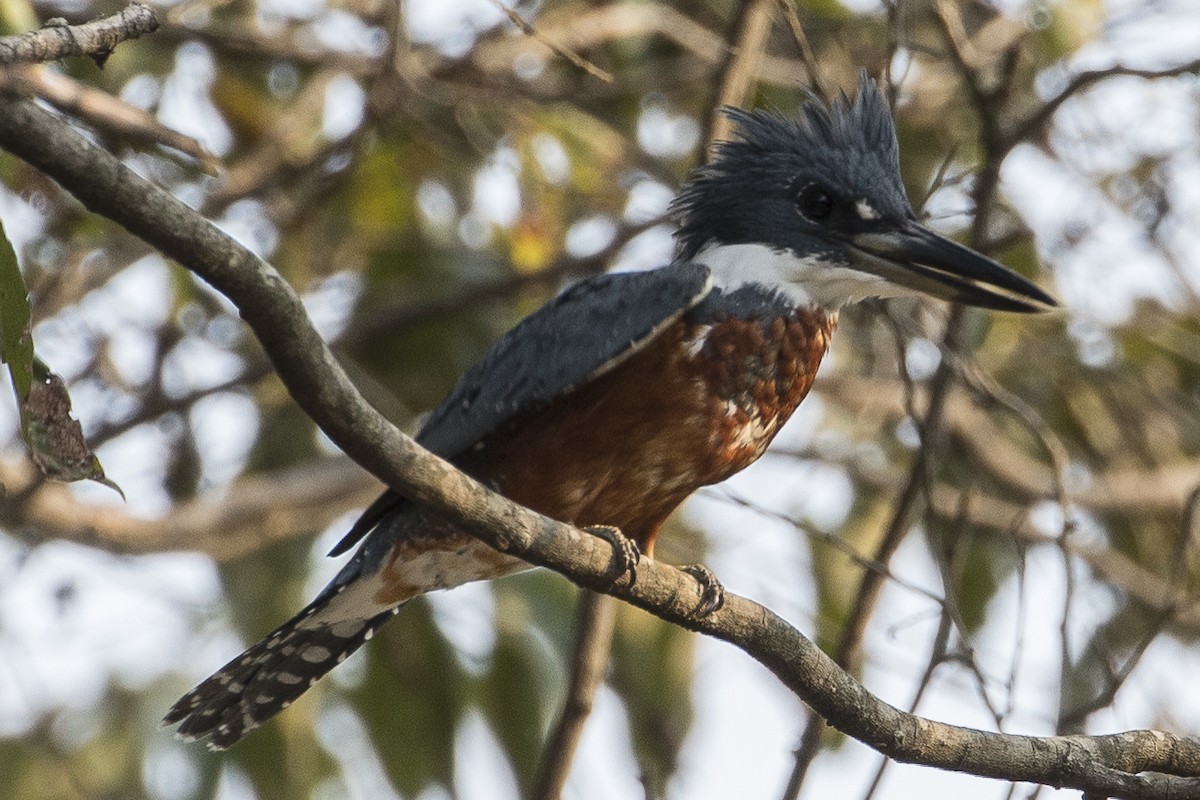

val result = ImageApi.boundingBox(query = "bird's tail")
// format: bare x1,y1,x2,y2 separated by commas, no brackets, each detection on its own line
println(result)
164,591,401,750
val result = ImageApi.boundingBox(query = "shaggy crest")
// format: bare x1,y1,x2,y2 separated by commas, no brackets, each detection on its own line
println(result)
672,72,907,261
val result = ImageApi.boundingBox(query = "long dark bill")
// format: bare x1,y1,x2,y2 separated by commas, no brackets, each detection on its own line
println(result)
849,222,1058,313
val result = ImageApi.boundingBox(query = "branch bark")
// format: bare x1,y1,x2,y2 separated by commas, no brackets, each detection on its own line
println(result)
0,4,157,65
2,57,1200,800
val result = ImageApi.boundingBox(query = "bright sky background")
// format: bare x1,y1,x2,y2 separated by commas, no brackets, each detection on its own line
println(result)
2,0,1199,798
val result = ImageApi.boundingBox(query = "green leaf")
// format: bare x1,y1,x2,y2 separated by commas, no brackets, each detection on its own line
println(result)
0,216,33,404
0,221,121,495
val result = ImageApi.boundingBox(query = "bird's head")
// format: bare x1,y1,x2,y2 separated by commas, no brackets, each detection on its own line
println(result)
671,73,1056,312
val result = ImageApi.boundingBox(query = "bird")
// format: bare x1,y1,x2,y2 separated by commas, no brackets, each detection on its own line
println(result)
165,72,1056,749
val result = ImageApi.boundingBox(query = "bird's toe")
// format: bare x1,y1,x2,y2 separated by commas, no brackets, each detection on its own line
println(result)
584,524,641,586
680,563,725,617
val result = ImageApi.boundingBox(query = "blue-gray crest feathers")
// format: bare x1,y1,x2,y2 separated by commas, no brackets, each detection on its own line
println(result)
672,72,909,261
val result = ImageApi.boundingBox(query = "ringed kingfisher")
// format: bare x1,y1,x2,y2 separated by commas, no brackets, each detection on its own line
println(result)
166,73,1055,749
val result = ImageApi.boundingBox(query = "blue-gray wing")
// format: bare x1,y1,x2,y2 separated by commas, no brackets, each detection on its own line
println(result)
416,262,712,457
326,263,712,557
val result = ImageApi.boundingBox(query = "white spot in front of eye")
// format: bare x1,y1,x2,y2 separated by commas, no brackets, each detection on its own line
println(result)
856,199,880,220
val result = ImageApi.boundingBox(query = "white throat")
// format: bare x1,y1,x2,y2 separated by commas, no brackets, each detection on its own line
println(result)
694,242,920,310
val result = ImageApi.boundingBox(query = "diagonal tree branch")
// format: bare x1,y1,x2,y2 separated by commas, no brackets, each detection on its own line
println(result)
1,38,1200,800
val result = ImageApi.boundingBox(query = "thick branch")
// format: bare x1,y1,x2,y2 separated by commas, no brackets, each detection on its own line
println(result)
1,93,1199,799
0,4,157,65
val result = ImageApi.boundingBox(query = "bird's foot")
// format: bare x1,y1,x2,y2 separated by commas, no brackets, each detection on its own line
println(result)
584,525,640,586
679,564,725,617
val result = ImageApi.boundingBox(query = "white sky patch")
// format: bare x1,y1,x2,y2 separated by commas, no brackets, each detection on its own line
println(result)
214,198,279,258
417,179,459,230
316,702,404,800
157,42,233,156
403,0,503,56
304,270,364,341
920,178,973,227
454,710,521,799
309,10,387,55
257,0,323,21
0,542,221,735
119,73,161,110
161,334,246,397
904,337,941,381
472,148,522,228
323,73,366,141
142,742,202,800
611,224,675,272
565,215,617,257
189,393,259,490
0,183,48,256
540,685,646,799
1072,0,1200,69
94,255,174,329
638,103,700,158
425,582,498,676
531,133,570,185
624,179,675,224
1003,144,1180,325
79,423,173,513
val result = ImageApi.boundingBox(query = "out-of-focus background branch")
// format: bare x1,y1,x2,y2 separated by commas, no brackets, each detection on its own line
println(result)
0,1,1198,799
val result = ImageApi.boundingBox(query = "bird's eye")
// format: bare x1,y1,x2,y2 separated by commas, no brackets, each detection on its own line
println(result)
796,184,835,221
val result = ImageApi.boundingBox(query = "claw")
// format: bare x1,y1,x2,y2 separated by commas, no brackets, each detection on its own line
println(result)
584,525,640,586
680,563,725,617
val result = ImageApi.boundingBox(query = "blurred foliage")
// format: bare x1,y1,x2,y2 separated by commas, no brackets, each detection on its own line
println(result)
0,0,1198,798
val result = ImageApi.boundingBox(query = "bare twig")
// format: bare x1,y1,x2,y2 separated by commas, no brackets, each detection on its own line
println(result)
712,486,946,606
154,19,377,76
533,591,619,800
0,65,219,173
0,3,157,66
466,3,805,89
1010,58,1200,146
0,455,377,560
488,0,613,83
860,612,954,800
774,0,829,101
1058,486,1200,731
704,0,776,149
783,307,965,800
